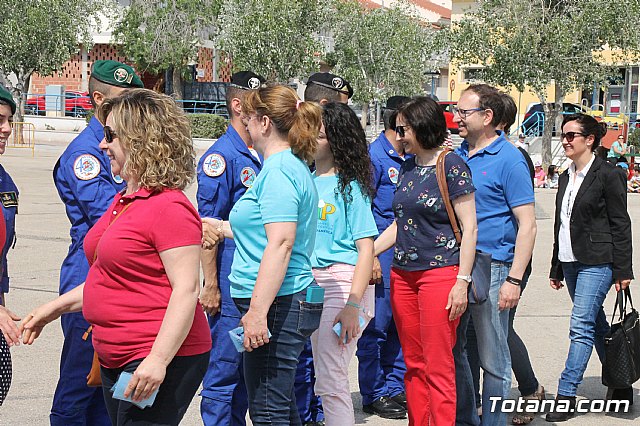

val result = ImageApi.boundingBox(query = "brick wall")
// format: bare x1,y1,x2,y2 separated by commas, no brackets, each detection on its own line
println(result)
30,44,231,94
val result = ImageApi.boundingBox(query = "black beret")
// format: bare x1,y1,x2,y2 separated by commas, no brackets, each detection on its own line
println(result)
385,96,410,111
91,60,144,88
230,71,266,90
0,86,16,115
307,72,353,99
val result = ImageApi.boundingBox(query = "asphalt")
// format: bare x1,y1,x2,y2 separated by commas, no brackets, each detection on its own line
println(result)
0,136,639,425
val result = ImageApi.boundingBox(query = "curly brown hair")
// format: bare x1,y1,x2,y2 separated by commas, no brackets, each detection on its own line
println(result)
96,89,196,190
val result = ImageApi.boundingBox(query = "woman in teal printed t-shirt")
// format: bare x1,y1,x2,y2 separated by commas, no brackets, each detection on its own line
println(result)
207,84,324,425
310,102,378,425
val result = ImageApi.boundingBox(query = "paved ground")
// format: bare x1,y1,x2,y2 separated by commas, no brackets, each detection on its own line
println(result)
1,136,639,425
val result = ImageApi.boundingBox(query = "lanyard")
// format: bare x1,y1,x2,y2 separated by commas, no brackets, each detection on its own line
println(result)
93,202,132,263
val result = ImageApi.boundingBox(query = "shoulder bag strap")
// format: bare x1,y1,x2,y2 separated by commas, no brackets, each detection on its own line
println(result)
436,149,462,245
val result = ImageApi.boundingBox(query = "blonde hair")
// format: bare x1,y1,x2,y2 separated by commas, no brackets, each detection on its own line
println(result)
96,89,195,190
242,84,321,164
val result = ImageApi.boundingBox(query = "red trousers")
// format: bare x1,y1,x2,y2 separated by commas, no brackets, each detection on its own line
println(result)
391,265,460,426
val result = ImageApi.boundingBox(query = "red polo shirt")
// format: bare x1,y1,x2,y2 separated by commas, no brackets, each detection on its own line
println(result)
83,187,211,368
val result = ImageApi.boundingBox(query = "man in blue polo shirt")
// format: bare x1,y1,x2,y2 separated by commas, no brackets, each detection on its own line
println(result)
453,84,537,426
356,96,409,420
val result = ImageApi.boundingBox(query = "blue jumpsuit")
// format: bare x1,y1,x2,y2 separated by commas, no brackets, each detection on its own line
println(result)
197,124,261,426
356,132,407,405
0,165,18,297
52,117,125,426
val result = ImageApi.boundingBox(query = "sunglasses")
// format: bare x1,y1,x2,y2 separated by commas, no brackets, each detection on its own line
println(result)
395,125,410,137
103,126,117,143
560,131,586,142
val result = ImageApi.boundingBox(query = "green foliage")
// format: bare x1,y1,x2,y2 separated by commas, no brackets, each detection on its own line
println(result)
330,0,435,105
217,0,331,82
112,0,222,78
628,127,640,148
189,113,227,139
444,0,640,165
0,0,111,121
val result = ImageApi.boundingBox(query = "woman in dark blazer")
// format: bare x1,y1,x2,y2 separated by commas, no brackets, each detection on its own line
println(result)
547,113,633,422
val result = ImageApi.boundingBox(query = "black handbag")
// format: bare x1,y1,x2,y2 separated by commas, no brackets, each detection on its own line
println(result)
436,150,491,304
602,288,640,389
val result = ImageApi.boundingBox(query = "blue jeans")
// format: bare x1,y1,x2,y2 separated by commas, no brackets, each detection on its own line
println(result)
557,262,612,397
235,288,322,425
455,262,511,426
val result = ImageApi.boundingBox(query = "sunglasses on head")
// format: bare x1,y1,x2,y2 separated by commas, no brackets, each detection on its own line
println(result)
395,125,409,137
560,131,586,142
103,126,117,143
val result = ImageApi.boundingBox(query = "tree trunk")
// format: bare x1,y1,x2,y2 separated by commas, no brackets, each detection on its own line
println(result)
172,67,184,101
361,103,368,130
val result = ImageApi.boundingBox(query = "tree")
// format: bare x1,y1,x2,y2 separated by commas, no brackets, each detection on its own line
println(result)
217,0,331,82
445,0,640,166
112,0,222,100
0,0,110,126
330,0,435,128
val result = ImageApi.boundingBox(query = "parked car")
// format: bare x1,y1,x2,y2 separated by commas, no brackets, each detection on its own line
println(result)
25,90,92,117
521,102,586,136
438,101,459,134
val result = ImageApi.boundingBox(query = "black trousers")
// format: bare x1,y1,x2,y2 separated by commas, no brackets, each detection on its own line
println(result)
100,351,209,425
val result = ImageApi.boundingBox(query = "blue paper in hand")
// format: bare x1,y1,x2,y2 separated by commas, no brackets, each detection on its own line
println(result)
228,326,272,353
332,316,367,344
110,371,159,409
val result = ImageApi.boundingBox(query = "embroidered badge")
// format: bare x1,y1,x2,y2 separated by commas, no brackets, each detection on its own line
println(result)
388,167,399,184
114,68,133,84
248,77,261,89
73,154,101,180
203,154,226,177
240,167,257,188
332,77,344,89
0,192,18,208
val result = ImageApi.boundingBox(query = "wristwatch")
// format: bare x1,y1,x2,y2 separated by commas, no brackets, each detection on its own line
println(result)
456,274,472,283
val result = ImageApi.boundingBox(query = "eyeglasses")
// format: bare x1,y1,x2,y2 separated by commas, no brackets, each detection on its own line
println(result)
395,125,410,137
103,126,117,143
452,106,485,119
561,131,587,142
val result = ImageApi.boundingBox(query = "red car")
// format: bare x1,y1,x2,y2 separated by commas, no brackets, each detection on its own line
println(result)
438,101,459,134
25,90,93,117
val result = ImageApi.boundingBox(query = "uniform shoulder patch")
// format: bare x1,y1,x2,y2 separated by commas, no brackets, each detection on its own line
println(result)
388,167,399,184
203,153,226,177
73,154,101,180
240,167,257,188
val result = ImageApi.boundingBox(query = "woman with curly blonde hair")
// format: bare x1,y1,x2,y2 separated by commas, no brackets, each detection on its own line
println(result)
21,89,213,425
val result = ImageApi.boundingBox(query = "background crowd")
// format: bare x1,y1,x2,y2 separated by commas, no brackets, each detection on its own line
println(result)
0,60,634,426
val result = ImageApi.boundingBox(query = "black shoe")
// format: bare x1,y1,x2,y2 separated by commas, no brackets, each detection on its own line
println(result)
363,396,407,419
545,395,576,422
606,386,634,411
390,392,407,410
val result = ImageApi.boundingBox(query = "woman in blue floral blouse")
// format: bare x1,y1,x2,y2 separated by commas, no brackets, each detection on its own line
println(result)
374,96,477,426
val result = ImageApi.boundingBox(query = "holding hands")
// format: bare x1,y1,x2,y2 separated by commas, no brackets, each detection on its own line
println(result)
0,306,21,346
201,218,224,250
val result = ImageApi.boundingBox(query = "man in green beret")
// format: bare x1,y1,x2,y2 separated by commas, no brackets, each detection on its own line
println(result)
50,60,142,426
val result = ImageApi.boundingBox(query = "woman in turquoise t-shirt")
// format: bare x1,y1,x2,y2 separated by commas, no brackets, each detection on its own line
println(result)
207,85,324,425
311,103,378,425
